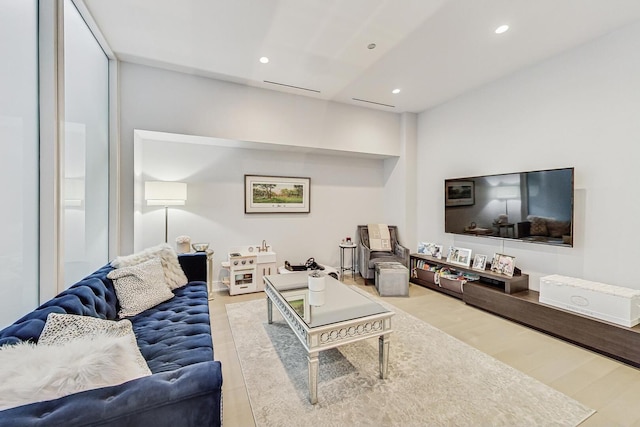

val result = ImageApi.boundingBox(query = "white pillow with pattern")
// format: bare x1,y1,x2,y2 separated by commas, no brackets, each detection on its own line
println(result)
111,243,188,290
107,257,174,318
39,313,150,374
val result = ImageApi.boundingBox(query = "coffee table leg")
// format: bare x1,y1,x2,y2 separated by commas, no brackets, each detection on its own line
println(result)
308,351,319,404
379,334,390,379
267,297,273,324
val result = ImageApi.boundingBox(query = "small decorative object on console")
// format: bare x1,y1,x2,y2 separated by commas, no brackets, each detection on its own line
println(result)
490,253,516,277
472,254,487,271
446,246,472,267
418,242,444,259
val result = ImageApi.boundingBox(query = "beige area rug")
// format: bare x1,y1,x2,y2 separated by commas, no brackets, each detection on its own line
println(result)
226,294,595,427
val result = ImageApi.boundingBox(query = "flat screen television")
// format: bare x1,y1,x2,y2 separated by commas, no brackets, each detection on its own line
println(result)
444,167,574,247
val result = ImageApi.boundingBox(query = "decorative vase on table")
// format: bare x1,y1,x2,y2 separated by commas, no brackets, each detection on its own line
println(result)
176,235,191,254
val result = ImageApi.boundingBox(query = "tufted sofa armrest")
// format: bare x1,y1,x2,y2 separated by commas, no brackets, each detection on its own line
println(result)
0,360,223,427
178,253,208,283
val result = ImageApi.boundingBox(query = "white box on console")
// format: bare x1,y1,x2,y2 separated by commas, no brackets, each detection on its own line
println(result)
540,275,640,327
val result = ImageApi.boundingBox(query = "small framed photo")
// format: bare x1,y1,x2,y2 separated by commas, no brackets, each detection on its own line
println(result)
490,253,516,277
419,242,444,259
447,246,472,267
285,290,310,322
472,254,487,271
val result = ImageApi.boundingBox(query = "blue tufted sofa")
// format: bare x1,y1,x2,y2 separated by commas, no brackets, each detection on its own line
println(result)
0,253,222,427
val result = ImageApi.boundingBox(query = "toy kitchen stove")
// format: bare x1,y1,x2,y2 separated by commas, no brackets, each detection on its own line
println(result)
224,243,277,295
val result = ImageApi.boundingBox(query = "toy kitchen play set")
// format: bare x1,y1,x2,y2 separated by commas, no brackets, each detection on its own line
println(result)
221,241,277,295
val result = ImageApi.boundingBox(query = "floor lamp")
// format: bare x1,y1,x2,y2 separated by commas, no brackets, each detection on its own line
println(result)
144,181,187,243
496,185,519,218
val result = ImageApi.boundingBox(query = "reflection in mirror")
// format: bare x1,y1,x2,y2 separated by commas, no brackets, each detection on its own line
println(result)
444,168,574,247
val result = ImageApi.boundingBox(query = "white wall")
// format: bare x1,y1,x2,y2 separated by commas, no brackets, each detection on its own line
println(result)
119,63,403,255
417,21,640,290
384,112,418,251
136,139,388,281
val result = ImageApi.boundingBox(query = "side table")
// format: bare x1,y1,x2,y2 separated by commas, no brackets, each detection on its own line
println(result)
339,243,357,280
497,223,515,238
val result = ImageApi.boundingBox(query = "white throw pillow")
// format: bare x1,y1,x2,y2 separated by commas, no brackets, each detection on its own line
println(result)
107,257,175,318
39,313,149,373
111,243,188,290
0,330,151,411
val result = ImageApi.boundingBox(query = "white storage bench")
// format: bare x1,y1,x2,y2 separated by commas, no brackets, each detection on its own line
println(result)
540,275,640,327
375,261,409,297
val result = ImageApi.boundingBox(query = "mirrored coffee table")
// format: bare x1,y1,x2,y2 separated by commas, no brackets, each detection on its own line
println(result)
264,272,394,404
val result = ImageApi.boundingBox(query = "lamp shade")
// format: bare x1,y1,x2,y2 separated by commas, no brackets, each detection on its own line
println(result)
496,186,519,200
145,181,187,206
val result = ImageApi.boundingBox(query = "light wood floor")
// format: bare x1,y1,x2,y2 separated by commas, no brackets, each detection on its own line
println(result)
210,276,640,427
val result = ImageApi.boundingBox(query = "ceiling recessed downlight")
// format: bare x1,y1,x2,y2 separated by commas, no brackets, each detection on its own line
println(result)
495,24,509,34
259,56,269,64
367,43,376,50
392,88,401,94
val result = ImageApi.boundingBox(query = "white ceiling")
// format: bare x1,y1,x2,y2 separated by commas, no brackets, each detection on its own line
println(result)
81,0,640,113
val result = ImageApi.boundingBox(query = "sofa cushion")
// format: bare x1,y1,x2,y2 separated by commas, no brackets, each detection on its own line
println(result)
546,219,571,238
0,329,150,411
368,253,404,269
131,281,214,373
0,264,118,347
108,258,175,318
39,313,149,373
529,216,548,236
111,243,188,290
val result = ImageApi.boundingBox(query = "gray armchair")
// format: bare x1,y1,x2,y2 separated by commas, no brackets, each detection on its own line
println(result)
357,225,409,280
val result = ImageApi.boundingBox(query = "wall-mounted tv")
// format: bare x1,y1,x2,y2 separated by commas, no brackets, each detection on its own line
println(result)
444,167,574,247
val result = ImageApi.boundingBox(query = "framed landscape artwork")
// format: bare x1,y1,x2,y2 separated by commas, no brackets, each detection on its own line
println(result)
245,175,310,214
445,180,474,206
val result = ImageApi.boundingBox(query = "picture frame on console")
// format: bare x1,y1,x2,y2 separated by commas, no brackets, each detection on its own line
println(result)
472,254,487,271
244,175,311,214
447,246,472,267
418,242,443,259
491,253,516,277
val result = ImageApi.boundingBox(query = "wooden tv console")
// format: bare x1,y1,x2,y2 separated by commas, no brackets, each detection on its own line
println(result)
410,254,640,368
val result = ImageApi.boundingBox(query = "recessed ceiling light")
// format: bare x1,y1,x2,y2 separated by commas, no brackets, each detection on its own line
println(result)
259,56,269,64
367,43,376,50
392,88,401,94
495,25,509,34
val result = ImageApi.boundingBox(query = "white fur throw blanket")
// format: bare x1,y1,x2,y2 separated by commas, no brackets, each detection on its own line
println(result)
0,330,150,410
368,224,392,251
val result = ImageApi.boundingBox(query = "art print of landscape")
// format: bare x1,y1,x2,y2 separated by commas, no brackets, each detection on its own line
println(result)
252,181,304,204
